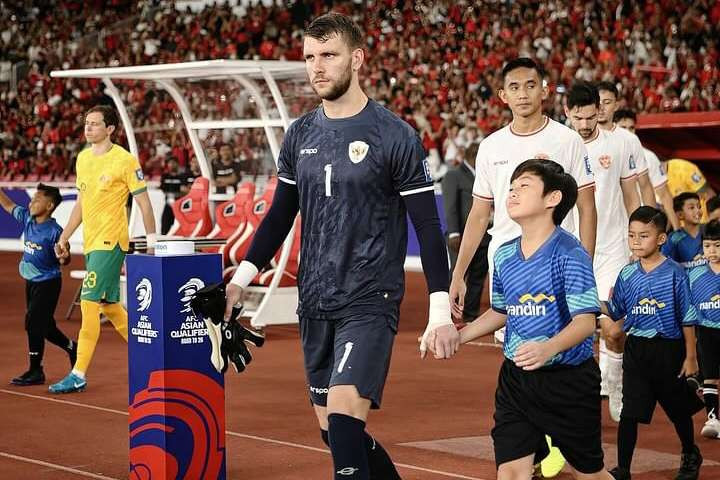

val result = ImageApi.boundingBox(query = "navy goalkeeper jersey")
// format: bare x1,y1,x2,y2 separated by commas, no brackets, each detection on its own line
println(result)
277,99,433,320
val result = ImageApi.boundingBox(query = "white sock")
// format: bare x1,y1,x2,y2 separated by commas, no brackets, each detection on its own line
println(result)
606,350,623,385
71,369,86,379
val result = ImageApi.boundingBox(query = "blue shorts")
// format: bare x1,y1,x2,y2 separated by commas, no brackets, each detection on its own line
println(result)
299,312,397,409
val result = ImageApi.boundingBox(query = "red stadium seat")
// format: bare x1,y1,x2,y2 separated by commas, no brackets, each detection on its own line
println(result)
25,173,40,182
225,177,278,266
40,174,53,182
167,177,213,237
209,181,256,240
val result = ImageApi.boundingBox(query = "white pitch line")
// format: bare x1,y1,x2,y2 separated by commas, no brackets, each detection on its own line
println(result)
0,451,120,480
1,389,487,480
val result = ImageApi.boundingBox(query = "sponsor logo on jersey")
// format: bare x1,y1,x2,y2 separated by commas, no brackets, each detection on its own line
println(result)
136,278,152,312
348,140,369,164
699,294,720,311
631,298,665,315
506,293,555,316
300,147,318,155
23,241,43,254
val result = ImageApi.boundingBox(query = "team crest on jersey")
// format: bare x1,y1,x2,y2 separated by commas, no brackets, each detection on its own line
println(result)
348,141,369,164
598,154,612,169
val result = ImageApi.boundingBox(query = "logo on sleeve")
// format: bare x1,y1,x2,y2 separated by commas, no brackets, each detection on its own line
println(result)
135,169,144,181
628,154,636,170
422,159,432,181
583,155,593,175
348,141,369,164
692,172,702,183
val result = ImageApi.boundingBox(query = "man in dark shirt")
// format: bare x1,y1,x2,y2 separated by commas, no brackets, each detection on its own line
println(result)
213,144,240,194
442,142,490,321
224,13,458,480
159,157,191,234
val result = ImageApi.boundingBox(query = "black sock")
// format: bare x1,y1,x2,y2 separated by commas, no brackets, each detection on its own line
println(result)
321,429,329,446
617,418,638,470
364,432,401,480
328,414,369,480
672,416,695,453
703,382,718,417
46,324,72,353
28,332,44,370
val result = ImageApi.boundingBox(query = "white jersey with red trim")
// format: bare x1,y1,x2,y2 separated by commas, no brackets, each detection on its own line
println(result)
643,147,667,189
473,116,594,251
610,125,648,177
585,128,635,253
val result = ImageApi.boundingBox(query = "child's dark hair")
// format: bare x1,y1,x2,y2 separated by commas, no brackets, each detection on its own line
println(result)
703,220,720,241
510,159,578,225
37,183,62,211
629,206,668,232
707,195,720,215
673,191,700,212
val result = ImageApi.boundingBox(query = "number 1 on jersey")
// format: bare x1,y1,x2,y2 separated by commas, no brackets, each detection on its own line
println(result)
324,164,332,197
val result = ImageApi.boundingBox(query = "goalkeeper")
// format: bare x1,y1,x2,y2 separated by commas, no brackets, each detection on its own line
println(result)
223,12,458,480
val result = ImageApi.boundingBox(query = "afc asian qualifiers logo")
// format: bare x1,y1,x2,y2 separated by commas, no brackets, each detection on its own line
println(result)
136,278,152,312
179,278,205,314
129,370,226,480
348,141,369,164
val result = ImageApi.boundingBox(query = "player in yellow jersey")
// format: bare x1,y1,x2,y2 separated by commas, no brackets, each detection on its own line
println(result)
50,105,157,394
664,158,717,222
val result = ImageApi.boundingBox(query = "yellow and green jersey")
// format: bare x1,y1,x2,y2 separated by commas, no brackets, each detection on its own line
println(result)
76,144,147,253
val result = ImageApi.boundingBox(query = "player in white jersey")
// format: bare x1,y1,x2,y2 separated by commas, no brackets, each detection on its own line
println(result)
613,108,680,230
565,83,642,421
450,58,598,477
596,82,656,209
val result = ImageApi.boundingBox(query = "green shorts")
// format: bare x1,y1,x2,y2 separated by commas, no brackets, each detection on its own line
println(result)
81,245,126,303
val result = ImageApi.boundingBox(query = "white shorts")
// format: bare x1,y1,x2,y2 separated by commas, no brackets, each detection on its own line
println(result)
593,248,629,301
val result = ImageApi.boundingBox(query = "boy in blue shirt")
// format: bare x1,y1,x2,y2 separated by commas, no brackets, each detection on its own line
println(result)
601,206,704,480
0,185,76,386
453,159,611,479
689,219,720,439
662,192,705,269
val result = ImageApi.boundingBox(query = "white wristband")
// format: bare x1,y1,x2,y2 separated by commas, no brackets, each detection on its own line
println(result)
420,291,453,352
146,233,157,249
230,260,259,289
428,291,453,328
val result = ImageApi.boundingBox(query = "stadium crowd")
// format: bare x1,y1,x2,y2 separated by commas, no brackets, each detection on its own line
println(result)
1,0,719,182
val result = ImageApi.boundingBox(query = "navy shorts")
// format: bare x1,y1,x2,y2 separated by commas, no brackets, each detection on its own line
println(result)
299,312,397,409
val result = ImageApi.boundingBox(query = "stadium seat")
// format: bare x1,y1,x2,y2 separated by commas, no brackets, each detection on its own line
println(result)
40,174,53,182
208,181,256,241
225,177,278,266
167,177,213,238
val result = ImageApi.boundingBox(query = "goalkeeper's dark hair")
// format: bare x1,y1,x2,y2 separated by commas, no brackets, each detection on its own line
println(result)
304,12,363,50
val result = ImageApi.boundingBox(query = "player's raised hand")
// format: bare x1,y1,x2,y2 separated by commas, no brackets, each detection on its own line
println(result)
514,341,556,370
224,282,245,322
448,276,466,319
